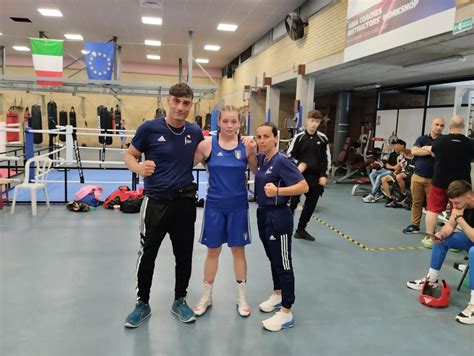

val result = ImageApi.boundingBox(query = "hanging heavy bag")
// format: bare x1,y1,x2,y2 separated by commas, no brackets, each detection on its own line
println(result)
114,105,121,131
97,105,107,144
59,111,68,142
69,107,77,128
30,105,43,144
24,107,31,128
195,115,203,129
204,113,212,130
6,108,19,142
106,109,113,145
47,101,58,137
108,107,115,134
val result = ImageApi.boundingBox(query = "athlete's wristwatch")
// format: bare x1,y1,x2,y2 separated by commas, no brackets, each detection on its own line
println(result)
454,215,463,223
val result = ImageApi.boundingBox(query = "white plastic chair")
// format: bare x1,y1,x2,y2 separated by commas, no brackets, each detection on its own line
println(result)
11,156,52,216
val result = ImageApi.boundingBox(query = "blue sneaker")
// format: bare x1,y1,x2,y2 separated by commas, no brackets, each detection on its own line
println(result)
124,301,151,328
171,297,196,323
403,224,420,234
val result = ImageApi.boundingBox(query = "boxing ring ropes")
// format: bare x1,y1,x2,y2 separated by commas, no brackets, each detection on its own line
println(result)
0,123,255,205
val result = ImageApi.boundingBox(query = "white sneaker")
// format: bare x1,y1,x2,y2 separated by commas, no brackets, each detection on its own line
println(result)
362,194,375,203
259,293,282,313
262,311,294,332
374,192,385,202
193,282,213,316
455,303,474,325
236,282,251,317
406,276,438,291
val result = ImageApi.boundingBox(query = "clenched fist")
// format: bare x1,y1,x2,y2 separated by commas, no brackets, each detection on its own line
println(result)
264,183,278,197
138,160,156,177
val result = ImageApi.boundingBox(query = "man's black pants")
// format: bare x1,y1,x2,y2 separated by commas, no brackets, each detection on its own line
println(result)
135,196,196,303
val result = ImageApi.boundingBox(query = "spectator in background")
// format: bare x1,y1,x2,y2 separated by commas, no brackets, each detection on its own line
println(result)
402,117,445,234
423,115,474,248
362,144,399,203
380,139,413,207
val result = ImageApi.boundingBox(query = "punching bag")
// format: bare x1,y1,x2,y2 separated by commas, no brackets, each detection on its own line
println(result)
109,107,115,134
59,111,68,142
114,105,121,131
69,107,77,128
195,115,202,129
6,108,19,142
24,107,31,128
204,113,211,130
97,105,113,145
30,105,43,144
47,101,58,137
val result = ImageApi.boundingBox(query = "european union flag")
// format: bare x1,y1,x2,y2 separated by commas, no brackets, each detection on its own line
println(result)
84,42,115,80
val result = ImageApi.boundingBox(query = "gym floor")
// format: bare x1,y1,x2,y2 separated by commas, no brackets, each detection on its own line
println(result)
1,184,472,355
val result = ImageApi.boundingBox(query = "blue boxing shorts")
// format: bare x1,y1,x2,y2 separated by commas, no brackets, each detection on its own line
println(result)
199,206,251,248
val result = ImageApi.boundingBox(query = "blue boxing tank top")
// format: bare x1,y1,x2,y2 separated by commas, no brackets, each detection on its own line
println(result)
205,135,249,210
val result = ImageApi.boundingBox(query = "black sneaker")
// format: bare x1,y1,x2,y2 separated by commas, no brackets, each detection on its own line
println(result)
294,229,315,241
402,224,420,234
384,198,394,207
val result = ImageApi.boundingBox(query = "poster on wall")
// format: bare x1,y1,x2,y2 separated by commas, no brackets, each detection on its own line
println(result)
344,0,456,62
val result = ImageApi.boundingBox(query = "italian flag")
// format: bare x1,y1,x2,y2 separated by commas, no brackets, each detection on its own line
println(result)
30,38,64,86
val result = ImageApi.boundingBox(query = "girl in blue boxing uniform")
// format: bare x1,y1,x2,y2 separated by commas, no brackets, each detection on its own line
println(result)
193,105,257,317
254,122,308,332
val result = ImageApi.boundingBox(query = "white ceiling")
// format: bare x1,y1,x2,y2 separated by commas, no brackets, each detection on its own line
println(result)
308,31,474,94
0,0,305,68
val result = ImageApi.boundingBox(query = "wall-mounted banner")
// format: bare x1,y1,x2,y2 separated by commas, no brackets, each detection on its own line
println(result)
344,0,456,62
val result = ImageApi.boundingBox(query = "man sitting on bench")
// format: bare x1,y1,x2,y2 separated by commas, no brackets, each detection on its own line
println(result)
406,180,474,325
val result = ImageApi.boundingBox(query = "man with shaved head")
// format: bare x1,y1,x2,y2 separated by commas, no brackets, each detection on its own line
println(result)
403,117,445,235
423,115,474,247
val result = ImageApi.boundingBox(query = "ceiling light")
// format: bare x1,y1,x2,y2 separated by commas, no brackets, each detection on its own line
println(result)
142,16,162,25
204,45,220,51
354,83,381,91
196,58,209,64
217,23,238,32
145,40,161,46
38,8,63,17
13,46,30,52
81,50,89,55
147,54,161,60
403,55,465,69
0,33,3,36
64,34,83,40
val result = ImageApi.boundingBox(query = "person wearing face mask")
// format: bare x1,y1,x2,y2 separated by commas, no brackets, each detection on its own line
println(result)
287,110,331,241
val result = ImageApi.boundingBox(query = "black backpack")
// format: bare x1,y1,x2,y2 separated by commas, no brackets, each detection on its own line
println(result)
120,197,143,213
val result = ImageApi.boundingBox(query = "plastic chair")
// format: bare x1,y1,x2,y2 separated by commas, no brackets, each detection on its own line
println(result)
11,156,52,216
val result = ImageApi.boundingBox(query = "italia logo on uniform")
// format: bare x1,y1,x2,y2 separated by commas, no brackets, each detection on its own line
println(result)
234,150,242,160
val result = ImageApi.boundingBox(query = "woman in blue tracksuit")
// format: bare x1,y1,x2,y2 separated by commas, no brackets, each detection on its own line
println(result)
254,122,309,332
193,105,257,317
